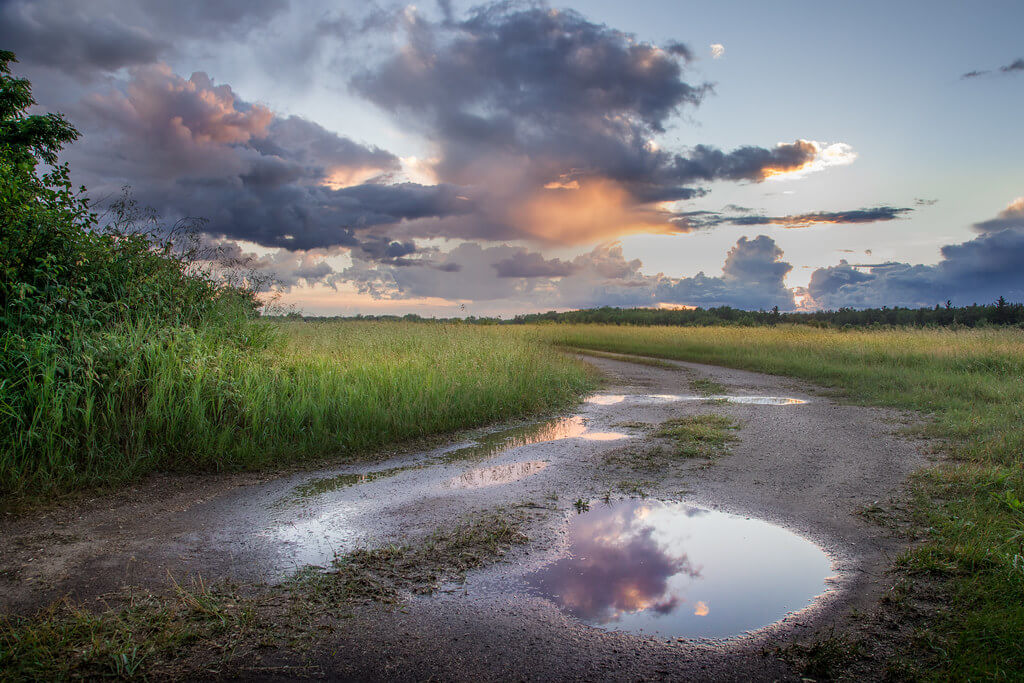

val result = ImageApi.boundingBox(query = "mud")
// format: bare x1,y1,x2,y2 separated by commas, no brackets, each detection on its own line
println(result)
0,354,926,680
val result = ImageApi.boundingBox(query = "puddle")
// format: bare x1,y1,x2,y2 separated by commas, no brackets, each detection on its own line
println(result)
520,499,831,639
586,394,627,405
438,416,628,462
586,394,684,406
707,396,807,405
447,461,549,488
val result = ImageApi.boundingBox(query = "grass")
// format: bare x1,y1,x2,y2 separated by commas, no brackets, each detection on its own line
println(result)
2,321,595,497
525,322,1024,679
0,514,526,679
655,413,740,459
689,377,727,395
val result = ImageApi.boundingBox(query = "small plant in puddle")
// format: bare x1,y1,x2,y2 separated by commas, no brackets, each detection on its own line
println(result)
690,377,727,395
573,498,590,513
655,413,740,459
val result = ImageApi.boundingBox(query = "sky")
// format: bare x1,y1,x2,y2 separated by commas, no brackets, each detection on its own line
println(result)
4,0,1023,315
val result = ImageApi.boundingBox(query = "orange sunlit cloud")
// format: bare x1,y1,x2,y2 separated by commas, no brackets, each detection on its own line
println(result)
506,178,675,244
694,601,710,616
760,140,856,181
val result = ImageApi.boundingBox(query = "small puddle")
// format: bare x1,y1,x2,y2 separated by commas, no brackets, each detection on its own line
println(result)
707,396,807,405
521,499,831,639
447,461,549,488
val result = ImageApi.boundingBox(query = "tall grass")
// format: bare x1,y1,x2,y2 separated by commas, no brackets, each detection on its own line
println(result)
527,323,1024,678
1,321,593,496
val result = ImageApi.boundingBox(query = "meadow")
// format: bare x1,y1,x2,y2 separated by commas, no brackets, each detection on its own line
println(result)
1,321,593,497
526,323,1024,679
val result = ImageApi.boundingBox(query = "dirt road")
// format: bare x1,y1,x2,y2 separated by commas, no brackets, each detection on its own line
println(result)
0,354,926,680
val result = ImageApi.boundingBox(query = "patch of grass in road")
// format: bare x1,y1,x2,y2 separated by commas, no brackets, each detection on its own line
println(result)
655,413,740,459
690,377,727,395
295,513,527,604
526,323,1024,678
0,514,526,679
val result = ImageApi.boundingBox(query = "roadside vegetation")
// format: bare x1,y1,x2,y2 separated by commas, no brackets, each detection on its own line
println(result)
530,323,1024,679
0,54,593,499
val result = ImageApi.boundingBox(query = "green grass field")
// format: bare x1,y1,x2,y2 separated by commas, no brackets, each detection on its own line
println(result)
1,321,594,497
527,323,1024,679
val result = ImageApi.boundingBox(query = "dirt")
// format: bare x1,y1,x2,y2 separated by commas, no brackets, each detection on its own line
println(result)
0,355,929,680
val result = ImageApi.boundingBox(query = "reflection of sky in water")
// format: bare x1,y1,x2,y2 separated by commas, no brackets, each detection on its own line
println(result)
448,461,548,488
523,499,831,639
440,415,627,460
708,396,807,405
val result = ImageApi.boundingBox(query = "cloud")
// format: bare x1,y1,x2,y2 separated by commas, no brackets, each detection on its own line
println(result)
961,58,1024,79
348,4,850,244
808,198,1024,308
675,205,913,230
341,234,797,311
0,0,287,77
655,235,796,309
710,43,725,59
1000,58,1024,73
67,65,481,251
492,252,578,278
972,196,1024,232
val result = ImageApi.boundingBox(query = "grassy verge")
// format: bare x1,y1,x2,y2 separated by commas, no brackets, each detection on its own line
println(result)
0,514,526,679
3,321,595,497
527,323,1024,678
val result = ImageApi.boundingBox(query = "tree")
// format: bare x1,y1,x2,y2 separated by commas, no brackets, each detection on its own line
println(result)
0,50,78,169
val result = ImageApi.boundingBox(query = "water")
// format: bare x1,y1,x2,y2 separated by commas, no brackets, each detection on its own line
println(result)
521,499,832,639
706,396,807,405
439,416,627,462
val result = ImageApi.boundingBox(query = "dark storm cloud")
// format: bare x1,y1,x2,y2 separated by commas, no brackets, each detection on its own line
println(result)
809,201,1024,308
0,1,168,75
349,2,831,242
0,0,288,77
68,65,473,251
675,206,913,230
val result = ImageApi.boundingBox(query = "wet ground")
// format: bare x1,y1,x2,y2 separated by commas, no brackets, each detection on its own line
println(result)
0,355,926,680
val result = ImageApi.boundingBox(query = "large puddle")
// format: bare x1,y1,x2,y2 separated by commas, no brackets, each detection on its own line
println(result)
520,499,831,639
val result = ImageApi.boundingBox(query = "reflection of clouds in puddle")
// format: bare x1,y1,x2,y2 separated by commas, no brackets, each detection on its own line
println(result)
448,461,548,488
586,393,684,406
580,431,629,441
522,499,832,639
440,415,630,461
